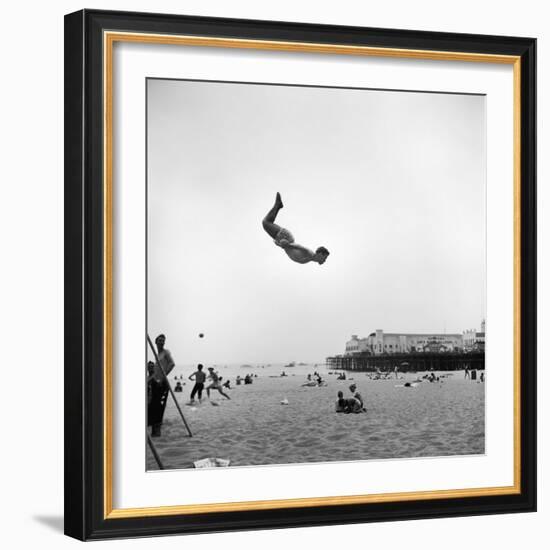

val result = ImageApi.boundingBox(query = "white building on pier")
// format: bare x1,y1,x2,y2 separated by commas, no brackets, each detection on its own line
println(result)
345,330,463,356
463,319,486,351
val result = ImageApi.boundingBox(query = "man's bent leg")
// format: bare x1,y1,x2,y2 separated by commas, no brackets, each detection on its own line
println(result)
262,193,284,239
217,387,231,400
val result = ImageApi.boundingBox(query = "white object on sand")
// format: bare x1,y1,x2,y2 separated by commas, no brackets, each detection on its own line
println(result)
193,457,231,468
280,398,289,405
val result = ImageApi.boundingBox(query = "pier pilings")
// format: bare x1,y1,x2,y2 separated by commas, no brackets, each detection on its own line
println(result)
326,352,484,372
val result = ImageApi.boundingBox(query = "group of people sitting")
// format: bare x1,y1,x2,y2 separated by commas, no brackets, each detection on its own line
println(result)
366,367,399,381
335,384,366,414
302,372,325,386
236,374,254,385
423,371,443,383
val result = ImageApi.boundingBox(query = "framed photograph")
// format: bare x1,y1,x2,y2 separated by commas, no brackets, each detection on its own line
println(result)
64,9,536,540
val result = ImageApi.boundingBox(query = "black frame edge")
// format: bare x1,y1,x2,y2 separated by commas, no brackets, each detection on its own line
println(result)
519,39,537,513
64,9,86,541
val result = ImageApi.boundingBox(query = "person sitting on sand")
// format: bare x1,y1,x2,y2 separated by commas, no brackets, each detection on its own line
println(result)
222,379,231,390
174,381,183,392
335,391,347,413
262,192,330,265
188,364,206,403
335,391,363,414
349,384,366,412
206,367,231,400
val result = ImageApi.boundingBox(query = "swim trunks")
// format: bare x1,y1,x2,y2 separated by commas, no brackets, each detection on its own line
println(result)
274,227,295,245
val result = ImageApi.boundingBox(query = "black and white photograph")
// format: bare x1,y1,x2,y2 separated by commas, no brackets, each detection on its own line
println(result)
146,78,486,470
57,4,537,543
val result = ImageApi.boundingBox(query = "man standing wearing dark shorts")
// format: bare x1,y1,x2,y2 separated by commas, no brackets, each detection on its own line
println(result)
148,334,175,437
188,364,206,403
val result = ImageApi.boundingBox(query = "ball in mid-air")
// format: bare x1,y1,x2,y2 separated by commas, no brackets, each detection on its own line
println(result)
199,333,204,338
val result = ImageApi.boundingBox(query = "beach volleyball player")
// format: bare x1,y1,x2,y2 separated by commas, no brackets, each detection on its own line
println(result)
262,192,329,265
206,367,231,400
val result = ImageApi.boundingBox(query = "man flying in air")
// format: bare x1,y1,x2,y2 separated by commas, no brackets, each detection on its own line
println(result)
262,192,330,265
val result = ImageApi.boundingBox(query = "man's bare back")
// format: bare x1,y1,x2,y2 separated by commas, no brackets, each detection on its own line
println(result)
276,240,318,264
262,193,329,265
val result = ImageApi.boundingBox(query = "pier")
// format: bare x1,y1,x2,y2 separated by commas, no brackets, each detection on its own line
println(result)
326,351,485,372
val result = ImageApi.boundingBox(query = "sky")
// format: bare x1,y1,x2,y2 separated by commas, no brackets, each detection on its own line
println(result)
147,78,486,365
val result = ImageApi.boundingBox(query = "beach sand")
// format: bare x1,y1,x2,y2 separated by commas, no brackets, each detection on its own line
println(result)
147,371,485,470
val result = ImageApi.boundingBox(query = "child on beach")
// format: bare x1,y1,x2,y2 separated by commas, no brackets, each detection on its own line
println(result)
206,367,231,400
262,192,330,265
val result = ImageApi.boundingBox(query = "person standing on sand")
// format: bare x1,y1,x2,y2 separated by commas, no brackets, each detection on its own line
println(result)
206,367,231,400
188,364,206,403
262,192,330,265
148,334,175,437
